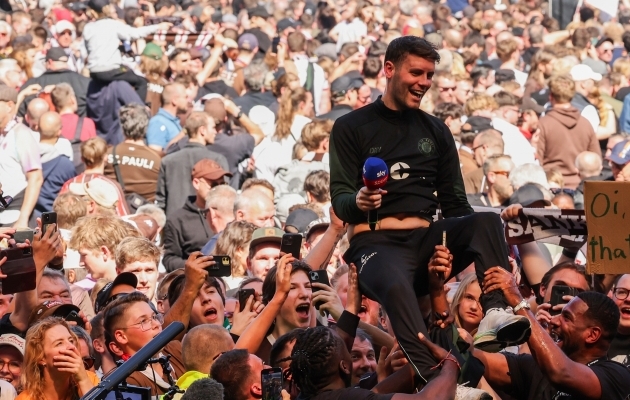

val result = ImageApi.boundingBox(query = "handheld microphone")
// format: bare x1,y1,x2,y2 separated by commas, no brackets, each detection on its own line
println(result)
362,157,389,231
81,322,185,400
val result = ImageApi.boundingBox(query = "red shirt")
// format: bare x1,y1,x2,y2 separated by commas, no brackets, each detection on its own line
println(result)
60,113,97,142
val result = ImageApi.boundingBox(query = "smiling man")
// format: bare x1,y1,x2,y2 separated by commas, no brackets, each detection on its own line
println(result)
330,35,531,385
474,271,630,400
115,237,161,304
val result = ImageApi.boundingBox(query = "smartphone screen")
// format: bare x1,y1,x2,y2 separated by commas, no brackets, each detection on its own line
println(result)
238,289,255,312
261,368,283,400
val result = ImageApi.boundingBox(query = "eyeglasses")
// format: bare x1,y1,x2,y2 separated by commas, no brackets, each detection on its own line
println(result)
0,360,21,372
600,49,613,54
550,188,575,196
491,170,511,177
123,313,163,331
82,356,95,370
438,86,456,92
614,288,630,300
472,144,485,152
59,30,73,36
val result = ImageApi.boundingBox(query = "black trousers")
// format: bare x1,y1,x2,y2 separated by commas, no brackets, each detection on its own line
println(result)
91,68,148,103
344,212,510,383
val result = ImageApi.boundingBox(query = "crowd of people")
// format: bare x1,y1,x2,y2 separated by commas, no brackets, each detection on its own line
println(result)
1,0,630,399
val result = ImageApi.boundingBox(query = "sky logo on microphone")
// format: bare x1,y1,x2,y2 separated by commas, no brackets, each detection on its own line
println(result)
363,157,389,190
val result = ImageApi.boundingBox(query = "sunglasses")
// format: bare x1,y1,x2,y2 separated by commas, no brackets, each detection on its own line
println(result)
83,355,95,370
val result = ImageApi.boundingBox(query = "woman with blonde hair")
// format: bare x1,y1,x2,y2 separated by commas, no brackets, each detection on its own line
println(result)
18,318,97,400
449,273,483,335
273,87,313,166
587,86,616,142
213,220,257,289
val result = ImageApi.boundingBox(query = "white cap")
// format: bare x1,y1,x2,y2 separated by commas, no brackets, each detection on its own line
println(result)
55,20,76,32
249,105,275,138
570,64,602,82
0,334,25,355
69,178,118,208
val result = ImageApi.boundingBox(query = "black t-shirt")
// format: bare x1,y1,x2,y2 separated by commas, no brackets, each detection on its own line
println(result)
0,313,24,337
299,388,394,400
609,333,630,366
505,353,630,400
196,81,239,101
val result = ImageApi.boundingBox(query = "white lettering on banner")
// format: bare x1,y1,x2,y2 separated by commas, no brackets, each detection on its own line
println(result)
116,155,155,170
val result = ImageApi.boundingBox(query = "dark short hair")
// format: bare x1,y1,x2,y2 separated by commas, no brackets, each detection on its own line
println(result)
270,328,305,367
576,291,619,342
210,349,251,400
434,102,463,122
181,378,224,400
463,31,485,48
384,36,440,67
168,274,225,310
262,261,312,304
363,56,382,79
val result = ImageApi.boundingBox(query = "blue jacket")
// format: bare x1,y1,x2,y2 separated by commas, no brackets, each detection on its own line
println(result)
37,147,77,213
620,92,630,134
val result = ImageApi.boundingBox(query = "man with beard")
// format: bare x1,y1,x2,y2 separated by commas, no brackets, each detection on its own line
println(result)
330,35,530,386
466,154,514,207
475,262,630,399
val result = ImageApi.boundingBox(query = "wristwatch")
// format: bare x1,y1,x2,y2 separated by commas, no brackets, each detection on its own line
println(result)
513,299,531,313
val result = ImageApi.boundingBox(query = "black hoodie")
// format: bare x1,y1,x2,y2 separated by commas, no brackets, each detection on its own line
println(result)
162,196,213,272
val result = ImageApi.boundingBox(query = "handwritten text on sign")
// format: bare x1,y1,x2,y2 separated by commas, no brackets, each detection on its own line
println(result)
584,181,630,274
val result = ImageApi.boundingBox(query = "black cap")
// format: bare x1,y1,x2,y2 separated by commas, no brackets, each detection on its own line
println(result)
285,209,319,235
67,1,87,11
45,47,68,62
495,69,516,84
595,36,613,48
277,18,298,33
461,116,493,134
509,184,551,208
94,272,138,313
87,0,109,13
248,5,270,19
331,73,364,97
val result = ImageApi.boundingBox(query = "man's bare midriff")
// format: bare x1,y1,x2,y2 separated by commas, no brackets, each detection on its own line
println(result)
348,213,431,240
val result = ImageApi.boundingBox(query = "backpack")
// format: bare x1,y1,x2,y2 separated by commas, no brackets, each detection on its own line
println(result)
71,117,85,174
304,62,316,101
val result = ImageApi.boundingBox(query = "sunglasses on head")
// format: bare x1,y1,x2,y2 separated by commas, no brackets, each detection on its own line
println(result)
83,355,95,370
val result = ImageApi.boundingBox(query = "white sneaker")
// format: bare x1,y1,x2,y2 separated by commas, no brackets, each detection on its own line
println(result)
456,385,493,400
473,308,531,352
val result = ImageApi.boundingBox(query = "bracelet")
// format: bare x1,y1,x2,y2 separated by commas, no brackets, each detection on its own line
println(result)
236,110,244,119
430,350,461,371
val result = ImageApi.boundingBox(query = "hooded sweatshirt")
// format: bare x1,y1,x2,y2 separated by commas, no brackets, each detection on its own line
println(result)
537,106,600,189
36,144,77,213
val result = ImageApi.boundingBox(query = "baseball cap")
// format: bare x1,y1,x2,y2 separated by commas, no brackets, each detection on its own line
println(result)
192,159,232,181
595,36,613,48
0,334,25,355
570,64,602,82
124,214,159,241
142,42,163,60
285,209,319,235
67,1,88,11
94,272,139,313
29,300,81,327
87,0,108,12
461,116,493,134
46,47,69,62
509,184,551,207
69,178,119,208
0,85,17,103
250,227,284,248
277,18,298,33
221,13,238,25
237,33,259,51
305,217,330,240
607,139,630,166
55,20,75,34
314,43,337,61
331,73,364,97
248,5,270,19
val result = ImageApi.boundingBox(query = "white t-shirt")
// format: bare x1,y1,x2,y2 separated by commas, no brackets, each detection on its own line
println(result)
293,55,328,116
0,122,42,225
491,117,537,167
332,18,367,51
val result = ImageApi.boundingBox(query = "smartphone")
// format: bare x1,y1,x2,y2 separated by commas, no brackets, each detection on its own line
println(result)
206,255,231,277
271,36,280,54
280,233,302,259
261,367,283,400
238,288,256,312
0,246,36,294
41,212,57,237
0,195,12,212
309,270,330,310
65,311,85,328
13,229,34,243
549,285,581,315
